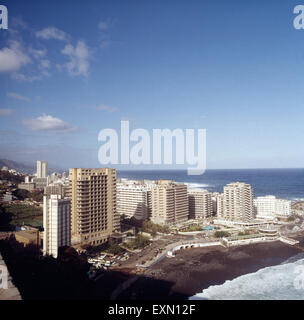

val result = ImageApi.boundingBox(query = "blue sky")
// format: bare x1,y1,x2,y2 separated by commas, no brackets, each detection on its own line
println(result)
0,0,303,170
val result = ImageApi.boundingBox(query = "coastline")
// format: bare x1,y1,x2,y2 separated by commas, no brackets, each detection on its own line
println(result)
117,235,304,300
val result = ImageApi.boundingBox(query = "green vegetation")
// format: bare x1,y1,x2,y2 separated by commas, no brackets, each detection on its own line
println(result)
140,221,170,236
0,171,24,184
125,234,150,250
214,231,230,238
0,204,14,231
13,189,30,200
30,190,44,202
84,242,125,256
4,204,43,227
12,189,44,202
287,216,296,222
180,224,202,232
120,218,170,237
238,230,251,236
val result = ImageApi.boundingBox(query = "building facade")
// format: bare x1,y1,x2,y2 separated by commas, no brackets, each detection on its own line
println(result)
37,160,48,178
254,195,291,220
43,194,71,258
69,168,118,246
151,180,188,225
117,180,153,220
188,189,213,220
44,184,68,198
221,182,254,222
18,182,36,192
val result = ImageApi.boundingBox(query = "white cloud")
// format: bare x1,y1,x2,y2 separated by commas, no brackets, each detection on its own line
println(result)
35,27,68,41
62,41,90,77
29,48,47,59
95,104,119,113
40,59,50,69
22,114,77,133
12,73,43,82
98,21,110,31
0,41,31,73
7,92,30,102
0,109,14,116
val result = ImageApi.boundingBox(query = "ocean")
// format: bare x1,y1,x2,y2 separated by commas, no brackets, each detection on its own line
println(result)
189,253,304,300
117,168,304,201
117,168,304,299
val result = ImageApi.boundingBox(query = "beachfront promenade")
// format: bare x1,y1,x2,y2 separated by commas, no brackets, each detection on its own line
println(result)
136,234,300,269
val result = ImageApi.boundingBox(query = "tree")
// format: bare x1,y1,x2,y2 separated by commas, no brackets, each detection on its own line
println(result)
13,189,30,200
0,204,12,231
30,190,43,202
214,231,230,238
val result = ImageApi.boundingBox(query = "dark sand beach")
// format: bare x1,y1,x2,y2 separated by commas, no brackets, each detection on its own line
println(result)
117,236,304,300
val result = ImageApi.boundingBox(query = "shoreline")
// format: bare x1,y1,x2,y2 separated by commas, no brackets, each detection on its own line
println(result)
116,235,304,300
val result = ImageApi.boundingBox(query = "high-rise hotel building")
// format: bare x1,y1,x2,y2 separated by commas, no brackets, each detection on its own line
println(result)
151,180,188,225
69,168,118,246
188,189,213,220
43,194,71,258
37,160,48,178
219,182,254,222
117,180,154,220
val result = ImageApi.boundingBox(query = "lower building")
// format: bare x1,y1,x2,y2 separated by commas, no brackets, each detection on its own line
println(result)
18,182,36,192
33,177,48,189
254,195,291,220
44,184,68,198
188,189,212,220
151,180,188,225
15,229,40,247
43,194,71,258
117,180,153,220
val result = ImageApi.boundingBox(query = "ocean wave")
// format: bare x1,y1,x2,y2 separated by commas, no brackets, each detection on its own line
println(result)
183,182,211,189
189,257,304,300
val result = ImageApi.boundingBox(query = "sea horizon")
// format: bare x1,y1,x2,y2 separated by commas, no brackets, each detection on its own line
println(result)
117,168,304,201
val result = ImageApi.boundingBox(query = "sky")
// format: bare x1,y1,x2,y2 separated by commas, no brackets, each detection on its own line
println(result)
0,0,304,170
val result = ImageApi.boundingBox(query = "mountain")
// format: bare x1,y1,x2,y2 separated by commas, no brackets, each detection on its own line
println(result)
0,159,66,174
0,159,35,174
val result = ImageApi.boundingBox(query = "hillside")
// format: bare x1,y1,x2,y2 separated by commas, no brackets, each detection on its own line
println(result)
0,159,66,174
0,159,34,174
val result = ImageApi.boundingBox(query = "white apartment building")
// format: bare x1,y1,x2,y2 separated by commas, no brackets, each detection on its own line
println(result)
37,160,48,178
221,182,254,222
117,181,154,220
188,189,213,220
151,180,188,225
43,194,71,258
254,195,291,220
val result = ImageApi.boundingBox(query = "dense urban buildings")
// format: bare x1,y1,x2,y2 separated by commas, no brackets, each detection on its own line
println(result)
43,194,71,258
69,168,119,246
188,189,213,220
151,180,188,225
254,195,291,220
116,180,153,220
218,182,254,222
44,184,68,198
